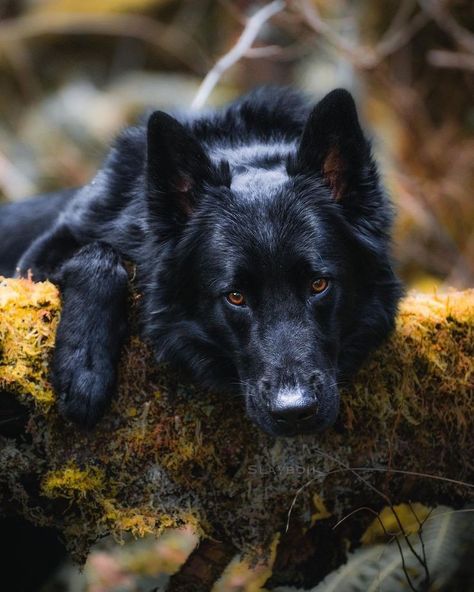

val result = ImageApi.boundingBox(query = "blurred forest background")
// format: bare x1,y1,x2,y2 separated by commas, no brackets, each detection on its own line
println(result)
0,0,472,590
0,0,473,291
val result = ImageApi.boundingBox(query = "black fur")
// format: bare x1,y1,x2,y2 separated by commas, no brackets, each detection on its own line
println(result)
0,87,402,436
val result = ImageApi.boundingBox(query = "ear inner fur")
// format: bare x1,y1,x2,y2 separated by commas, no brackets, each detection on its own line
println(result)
146,111,216,223
322,146,347,202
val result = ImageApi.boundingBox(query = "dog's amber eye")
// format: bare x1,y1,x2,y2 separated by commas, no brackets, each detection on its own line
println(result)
311,278,329,294
226,291,246,306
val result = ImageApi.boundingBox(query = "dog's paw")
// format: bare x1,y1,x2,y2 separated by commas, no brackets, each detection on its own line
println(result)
52,346,116,429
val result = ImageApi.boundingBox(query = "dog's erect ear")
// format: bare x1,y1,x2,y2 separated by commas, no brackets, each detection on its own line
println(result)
147,111,215,221
293,89,370,201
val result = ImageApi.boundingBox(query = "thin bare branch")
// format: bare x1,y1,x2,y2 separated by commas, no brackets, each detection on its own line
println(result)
296,0,359,61
418,0,474,54
428,49,474,70
371,10,430,64
191,0,286,110
408,502,431,586
382,0,418,39
244,44,283,58
296,0,429,68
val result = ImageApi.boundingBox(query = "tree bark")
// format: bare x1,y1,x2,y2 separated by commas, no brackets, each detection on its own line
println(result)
167,539,238,592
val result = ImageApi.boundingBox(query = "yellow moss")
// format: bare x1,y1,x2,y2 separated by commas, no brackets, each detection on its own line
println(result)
344,289,474,441
310,494,332,527
179,512,204,538
100,499,203,545
101,500,157,538
42,463,105,498
0,276,60,407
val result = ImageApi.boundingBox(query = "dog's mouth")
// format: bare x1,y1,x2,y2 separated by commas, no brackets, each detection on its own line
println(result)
244,387,340,437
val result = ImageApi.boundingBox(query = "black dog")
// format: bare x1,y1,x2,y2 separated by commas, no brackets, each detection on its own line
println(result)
0,87,401,436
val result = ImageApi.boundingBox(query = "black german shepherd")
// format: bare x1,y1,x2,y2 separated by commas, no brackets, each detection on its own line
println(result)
0,87,401,436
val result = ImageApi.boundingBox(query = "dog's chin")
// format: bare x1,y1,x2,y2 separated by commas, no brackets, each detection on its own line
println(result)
245,397,340,438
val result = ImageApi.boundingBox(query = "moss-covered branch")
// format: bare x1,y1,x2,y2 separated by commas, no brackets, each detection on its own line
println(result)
0,277,473,568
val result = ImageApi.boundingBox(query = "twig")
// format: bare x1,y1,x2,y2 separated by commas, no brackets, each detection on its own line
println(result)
191,0,286,110
371,10,429,65
286,463,474,535
418,0,474,54
284,453,461,591
245,44,283,58
382,0,418,39
312,449,427,579
428,49,474,71
334,507,418,591
350,467,474,489
408,502,432,587
296,0,359,62
297,0,429,68
332,506,382,532
284,449,425,592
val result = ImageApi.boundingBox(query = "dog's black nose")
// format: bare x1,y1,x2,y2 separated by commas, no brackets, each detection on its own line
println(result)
270,390,319,425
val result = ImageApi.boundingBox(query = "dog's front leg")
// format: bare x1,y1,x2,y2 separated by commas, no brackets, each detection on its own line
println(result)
51,242,129,427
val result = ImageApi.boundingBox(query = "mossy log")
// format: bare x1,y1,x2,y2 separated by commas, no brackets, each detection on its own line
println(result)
0,278,473,580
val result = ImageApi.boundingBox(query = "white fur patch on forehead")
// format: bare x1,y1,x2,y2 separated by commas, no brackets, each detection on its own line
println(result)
230,166,289,193
207,142,293,195
208,141,295,165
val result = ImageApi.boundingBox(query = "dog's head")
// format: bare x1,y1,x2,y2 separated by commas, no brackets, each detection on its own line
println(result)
141,89,402,437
